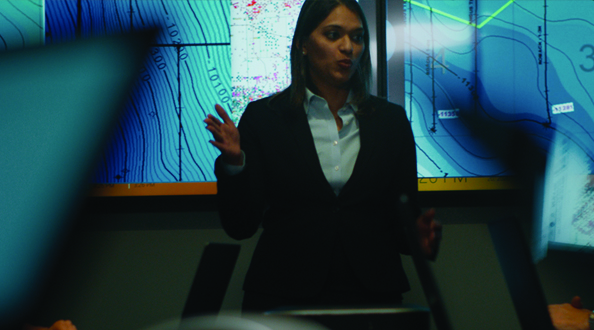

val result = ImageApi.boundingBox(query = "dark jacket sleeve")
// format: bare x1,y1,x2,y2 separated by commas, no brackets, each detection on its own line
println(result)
392,101,421,255
214,102,267,240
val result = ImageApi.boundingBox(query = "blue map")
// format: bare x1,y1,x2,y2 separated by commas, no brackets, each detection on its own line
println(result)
46,0,231,184
40,0,593,191
404,0,594,179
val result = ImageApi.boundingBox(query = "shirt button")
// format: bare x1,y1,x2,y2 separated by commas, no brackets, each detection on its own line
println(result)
333,140,338,146
334,166,339,171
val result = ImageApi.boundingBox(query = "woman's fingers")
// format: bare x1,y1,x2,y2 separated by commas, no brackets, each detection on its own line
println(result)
206,114,224,127
215,104,233,124
571,296,583,309
205,124,224,142
204,104,241,162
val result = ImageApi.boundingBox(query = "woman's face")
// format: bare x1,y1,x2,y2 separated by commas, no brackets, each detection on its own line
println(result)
302,5,365,91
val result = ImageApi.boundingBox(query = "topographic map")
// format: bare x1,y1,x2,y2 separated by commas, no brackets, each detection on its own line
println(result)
45,0,231,184
3,0,592,196
0,0,44,49
44,0,302,186
404,0,594,180
405,0,594,250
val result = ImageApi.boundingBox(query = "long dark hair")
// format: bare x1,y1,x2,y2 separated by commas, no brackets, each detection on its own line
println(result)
276,0,372,112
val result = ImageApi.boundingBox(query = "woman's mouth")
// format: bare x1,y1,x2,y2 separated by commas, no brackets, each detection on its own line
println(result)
338,59,352,69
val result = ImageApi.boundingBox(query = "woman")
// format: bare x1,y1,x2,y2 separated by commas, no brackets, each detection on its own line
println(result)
205,0,440,312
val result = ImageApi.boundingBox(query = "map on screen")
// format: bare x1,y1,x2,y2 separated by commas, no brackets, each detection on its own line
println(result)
230,0,303,122
542,132,594,252
33,0,594,195
46,0,232,186
0,0,43,49
404,0,594,182
44,0,304,193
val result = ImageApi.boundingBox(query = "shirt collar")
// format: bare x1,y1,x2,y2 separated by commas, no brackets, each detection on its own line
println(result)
304,88,357,114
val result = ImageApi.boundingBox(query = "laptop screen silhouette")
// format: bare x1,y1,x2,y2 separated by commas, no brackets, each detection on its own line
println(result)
0,31,153,325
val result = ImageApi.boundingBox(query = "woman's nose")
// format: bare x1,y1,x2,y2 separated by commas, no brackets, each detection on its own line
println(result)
339,36,354,54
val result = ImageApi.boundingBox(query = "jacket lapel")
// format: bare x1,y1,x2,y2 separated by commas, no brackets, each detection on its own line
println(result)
339,102,381,198
273,96,336,196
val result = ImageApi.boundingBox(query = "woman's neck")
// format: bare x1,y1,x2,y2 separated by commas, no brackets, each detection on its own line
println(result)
308,82,350,114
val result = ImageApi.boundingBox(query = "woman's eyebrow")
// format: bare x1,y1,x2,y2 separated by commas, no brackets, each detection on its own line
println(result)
322,24,364,32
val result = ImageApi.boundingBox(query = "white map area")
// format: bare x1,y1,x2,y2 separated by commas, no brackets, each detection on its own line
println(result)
543,133,594,250
230,0,304,123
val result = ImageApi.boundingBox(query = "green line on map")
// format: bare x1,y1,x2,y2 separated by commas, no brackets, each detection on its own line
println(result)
404,0,515,29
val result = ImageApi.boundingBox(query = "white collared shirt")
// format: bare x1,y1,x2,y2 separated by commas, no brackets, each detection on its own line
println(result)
222,90,361,196
305,88,360,195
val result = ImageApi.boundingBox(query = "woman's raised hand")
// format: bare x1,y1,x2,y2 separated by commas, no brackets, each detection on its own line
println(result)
204,104,243,165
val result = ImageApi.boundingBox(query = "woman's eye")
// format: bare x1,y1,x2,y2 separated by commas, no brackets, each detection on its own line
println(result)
352,34,364,43
326,31,339,39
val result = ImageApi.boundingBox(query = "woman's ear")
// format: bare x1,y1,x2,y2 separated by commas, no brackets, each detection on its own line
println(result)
298,39,307,56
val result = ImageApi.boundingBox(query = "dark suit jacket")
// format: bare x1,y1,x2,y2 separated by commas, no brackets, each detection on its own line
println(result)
215,91,420,298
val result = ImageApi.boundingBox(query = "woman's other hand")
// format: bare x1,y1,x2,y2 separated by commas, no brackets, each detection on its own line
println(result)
548,296,591,330
417,208,442,260
23,320,77,330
